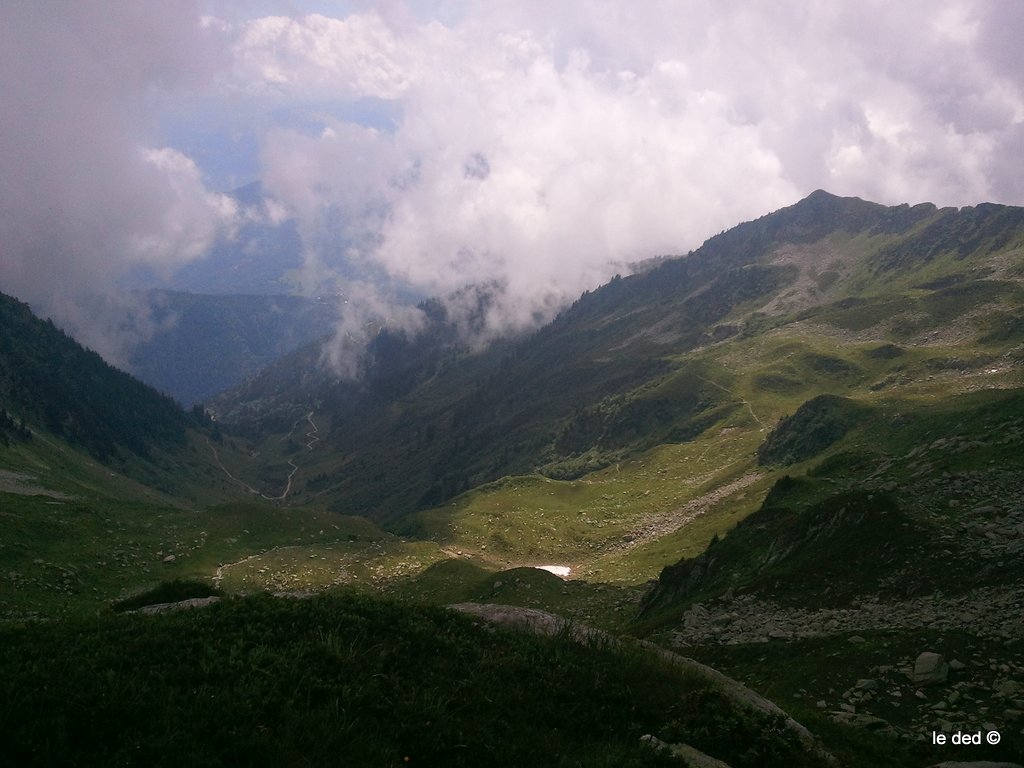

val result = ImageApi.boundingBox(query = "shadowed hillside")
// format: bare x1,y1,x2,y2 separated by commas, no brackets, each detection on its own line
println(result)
0,292,193,461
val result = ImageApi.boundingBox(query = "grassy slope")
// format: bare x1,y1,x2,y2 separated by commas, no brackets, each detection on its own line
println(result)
0,419,422,618
142,193,1023,640
3,192,1024,766
8,194,1023,621
0,592,830,768
384,212,1023,597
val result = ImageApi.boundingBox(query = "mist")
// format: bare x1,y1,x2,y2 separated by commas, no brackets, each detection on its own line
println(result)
2,1,1022,373
0,2,235,365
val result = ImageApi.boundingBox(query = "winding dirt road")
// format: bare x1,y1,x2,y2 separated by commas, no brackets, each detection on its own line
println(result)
206,411,319,502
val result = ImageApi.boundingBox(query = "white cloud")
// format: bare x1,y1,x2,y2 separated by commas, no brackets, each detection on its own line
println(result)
231,13,412,99
0,2,236,364
133,148,239,270
222,0,1023,370
4,0,1023,371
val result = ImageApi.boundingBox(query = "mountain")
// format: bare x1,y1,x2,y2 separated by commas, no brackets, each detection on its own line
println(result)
126,181,423,301
0,291,195,461
212,190,1024,521
200,189,1024,763
0,288,284,509
123,182,304,295
127,290,337,407
4,190,1024,766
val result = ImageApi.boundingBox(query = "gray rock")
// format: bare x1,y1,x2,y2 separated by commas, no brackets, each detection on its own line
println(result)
684,603,709,628
640,735,732,767
913,652,950,686
162,554,176,563
995,680,1021,698
134,596,220,615
849,713,888,729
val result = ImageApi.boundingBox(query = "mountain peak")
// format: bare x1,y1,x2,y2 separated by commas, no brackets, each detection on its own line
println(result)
803,188,842,203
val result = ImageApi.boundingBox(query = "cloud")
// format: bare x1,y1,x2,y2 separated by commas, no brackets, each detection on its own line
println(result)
248,8,802,356
3,1,1023,374
238,1,1021,369
231,12,413,100
0,1,236,365
319,280,428,379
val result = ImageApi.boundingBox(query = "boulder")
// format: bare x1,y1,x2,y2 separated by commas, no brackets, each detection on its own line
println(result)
640,735,732,767
912,652,949,686
134,596,220,615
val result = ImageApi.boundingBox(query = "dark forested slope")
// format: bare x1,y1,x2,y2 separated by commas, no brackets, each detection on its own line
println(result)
0,292,195,461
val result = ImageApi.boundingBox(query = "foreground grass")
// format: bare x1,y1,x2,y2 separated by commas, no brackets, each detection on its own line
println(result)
0,592,827,768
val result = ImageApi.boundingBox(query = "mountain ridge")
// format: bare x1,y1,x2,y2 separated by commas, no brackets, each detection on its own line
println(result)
210,189,1024,521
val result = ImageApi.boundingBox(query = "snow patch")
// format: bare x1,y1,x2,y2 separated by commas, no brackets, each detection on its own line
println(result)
533,565,571,578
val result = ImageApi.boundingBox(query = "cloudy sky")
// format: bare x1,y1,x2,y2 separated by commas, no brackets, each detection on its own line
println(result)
2,1,1022,365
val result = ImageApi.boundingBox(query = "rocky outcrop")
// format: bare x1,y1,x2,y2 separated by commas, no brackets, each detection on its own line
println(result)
667,586,1024,647
132,596,221,615
640,487,908,614
665,585,1024,743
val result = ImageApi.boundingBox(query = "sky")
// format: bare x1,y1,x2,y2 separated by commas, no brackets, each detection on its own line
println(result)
1,1,1022,369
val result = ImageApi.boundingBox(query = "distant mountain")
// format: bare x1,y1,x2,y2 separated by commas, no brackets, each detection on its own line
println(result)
127,181,422,300
128,290,337,407
0,292,194,461
213,190,1024,521
123,182,304,295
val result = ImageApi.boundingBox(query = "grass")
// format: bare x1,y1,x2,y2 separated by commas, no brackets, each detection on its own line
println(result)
216,538,449,594
0,489,394,619
398,426,767,585
391,562,649,631
0,591,830,768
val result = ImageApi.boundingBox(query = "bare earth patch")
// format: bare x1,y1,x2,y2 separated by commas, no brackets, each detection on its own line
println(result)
0,469,74,500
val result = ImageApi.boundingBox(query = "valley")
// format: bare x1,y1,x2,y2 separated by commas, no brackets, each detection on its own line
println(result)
3,191,1024,766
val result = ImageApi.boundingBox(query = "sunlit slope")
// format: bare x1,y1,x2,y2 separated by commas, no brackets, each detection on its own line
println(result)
395,308,1022,590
